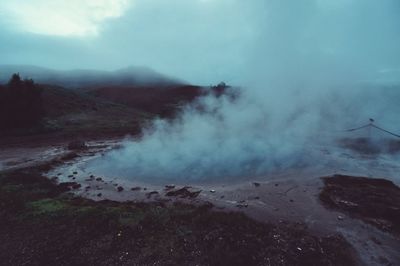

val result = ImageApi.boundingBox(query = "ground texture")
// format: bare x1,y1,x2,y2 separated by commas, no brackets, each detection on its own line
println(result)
0,167,358,266
320,174,400,237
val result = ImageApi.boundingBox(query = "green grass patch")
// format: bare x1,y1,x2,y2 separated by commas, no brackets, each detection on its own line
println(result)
28,198,69,216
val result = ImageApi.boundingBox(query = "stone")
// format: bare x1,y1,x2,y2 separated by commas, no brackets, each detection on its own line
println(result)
165,185,176,190
166,187,201,199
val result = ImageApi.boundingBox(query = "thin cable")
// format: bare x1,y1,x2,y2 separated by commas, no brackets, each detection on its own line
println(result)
344,123,371,132
343,123,400,138
371,124,400,138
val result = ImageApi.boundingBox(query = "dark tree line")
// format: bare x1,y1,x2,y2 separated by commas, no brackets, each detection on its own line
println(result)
0,73,44,129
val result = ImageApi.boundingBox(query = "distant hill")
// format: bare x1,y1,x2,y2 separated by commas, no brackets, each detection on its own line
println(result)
86,85,206,118
0,65,185,89
0,65,232,137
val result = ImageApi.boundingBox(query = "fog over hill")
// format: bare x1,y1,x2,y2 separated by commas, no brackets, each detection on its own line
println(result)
0,65,185,89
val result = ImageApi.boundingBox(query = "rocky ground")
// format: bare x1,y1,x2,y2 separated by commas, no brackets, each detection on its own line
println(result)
320,175,400,237
0,162,358,266
1,139,400,265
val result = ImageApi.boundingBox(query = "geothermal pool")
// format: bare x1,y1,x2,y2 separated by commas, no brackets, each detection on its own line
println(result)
47,136,400,188
42,136,400,266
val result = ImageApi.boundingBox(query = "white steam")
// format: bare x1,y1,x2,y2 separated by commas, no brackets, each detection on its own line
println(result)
88,0,400,182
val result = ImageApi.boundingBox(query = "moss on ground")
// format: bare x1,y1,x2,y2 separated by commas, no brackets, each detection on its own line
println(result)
28,199,68,216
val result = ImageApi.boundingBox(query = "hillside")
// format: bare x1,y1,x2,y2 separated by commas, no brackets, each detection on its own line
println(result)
0,84,153,144
40,85,152,135
0,68,229,144
0,65,184,89
0,82,216,143
86,85,206,118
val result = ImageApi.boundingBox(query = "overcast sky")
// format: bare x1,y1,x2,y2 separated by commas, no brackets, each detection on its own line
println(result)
0,0,399,85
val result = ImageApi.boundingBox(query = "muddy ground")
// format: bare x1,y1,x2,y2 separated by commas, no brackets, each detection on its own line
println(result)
1,140,400,265
2,135,400,265
320,175,400,237
0,164,358,266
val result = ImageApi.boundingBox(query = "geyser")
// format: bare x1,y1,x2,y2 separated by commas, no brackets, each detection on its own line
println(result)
86,0,400,183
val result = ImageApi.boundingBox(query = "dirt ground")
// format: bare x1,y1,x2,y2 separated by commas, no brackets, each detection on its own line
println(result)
0,166,359,266
0,136,400,265
320,175,400,237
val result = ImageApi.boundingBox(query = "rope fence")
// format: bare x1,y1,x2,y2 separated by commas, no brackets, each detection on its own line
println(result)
344,121,400,138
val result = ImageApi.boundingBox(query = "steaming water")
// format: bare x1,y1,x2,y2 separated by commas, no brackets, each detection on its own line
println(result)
50,0,400,186
73,119,400,185
73,81,400,185
45,85,400,186
50,133,400,187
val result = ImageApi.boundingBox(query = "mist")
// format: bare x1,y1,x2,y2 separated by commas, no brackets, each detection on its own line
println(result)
82,1,400,182
2,0,400,182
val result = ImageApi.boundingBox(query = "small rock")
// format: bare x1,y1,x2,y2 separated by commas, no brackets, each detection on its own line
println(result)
166,187,201,198
97,193,102,197
117,186,124,192
96,177,103,182
253,182,261,187
146,191,159,198
165,185,176,190
68,175,74,178
220,195,225,199
131,186,141,191
337,215,345,221
73,171,78,175
210,189,216,193
275,183,279,187
289,199,294,203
